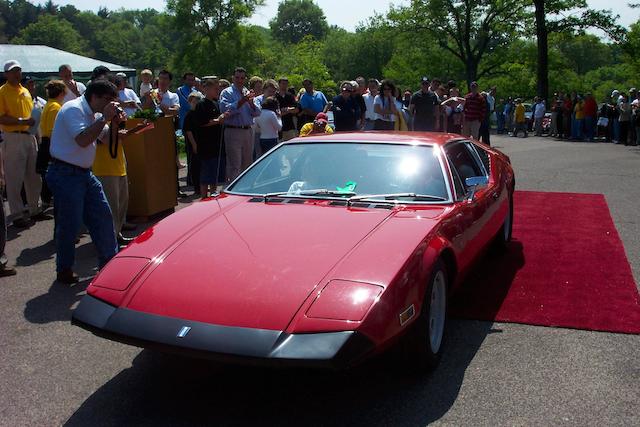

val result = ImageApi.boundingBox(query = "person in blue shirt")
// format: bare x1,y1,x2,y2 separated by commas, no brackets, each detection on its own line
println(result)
331,81,360,131
219,67,261,181
298,78,328,131
177,72,196,130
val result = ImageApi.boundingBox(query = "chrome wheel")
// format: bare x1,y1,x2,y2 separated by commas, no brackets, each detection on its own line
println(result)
428,270,447,353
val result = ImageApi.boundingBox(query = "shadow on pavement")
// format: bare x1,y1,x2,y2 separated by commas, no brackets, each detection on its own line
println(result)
23,242,98,324
64,320,497,427
16,239,56,266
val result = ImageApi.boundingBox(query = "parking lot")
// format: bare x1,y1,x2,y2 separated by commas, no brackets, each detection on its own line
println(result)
0,134,638,426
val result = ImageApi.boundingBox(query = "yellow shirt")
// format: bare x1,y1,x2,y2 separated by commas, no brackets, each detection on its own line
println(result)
574,101,584,120
93,133,127,177
299,122,334,137
39,100,61,138
515,104,525,123
0,83,33,132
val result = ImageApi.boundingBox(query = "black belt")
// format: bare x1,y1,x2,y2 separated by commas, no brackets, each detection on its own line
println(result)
8,131,30,135
51,158,91,172
225,125,251,130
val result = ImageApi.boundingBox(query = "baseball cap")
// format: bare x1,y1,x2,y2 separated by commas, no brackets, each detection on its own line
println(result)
612,90,620,97
116,72,127,78
315,112,328,124
421,76,430,84
4,60,21,72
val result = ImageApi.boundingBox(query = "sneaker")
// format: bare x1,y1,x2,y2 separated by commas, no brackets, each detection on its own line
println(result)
56,269,79,284
0,265,17,277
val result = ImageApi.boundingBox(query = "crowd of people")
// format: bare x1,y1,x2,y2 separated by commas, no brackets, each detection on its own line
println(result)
1,58,637,282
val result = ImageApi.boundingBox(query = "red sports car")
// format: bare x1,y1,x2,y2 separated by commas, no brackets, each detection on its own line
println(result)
72,132,515,370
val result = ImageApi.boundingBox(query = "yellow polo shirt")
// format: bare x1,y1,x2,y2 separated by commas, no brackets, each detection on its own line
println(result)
299,123,334,136
39,100,61,138
93,132,127,177
0,83,33,132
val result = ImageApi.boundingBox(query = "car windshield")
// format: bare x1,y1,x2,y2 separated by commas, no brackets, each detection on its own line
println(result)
227,142,449,202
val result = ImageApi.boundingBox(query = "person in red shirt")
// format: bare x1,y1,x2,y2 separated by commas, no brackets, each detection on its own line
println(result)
462,81,486,140
583,93,598,142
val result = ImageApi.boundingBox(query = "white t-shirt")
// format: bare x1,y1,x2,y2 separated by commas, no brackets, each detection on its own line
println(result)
363,92,377,121
50,96,105,168
62,80,86,104
255,109,282,140
119,87,141,117
159,90,179,108
374,95,397,122
28,96,46,136
534,102,546,119
140,82,152,98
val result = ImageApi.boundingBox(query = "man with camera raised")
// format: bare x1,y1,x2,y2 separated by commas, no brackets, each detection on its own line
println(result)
47,79,123,284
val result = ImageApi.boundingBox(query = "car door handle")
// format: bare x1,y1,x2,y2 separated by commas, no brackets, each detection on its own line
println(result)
492,192,499,199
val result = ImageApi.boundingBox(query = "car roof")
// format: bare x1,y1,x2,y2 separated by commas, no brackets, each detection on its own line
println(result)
284,131,463,147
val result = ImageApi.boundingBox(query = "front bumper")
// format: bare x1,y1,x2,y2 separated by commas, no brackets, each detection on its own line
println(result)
71,295,375,369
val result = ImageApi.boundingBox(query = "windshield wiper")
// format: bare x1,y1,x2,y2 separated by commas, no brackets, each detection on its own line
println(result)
263,189,356,202
347,193,447,206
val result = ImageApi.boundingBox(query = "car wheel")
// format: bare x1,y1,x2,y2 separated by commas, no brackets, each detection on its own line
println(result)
402,260,448,372
495,189,513,248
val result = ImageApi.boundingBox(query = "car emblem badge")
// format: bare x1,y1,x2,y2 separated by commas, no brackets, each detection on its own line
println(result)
177,326,191,338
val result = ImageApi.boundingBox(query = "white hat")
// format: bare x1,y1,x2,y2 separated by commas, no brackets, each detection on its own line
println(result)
3,60,21,72
611,90,620,97
116,72,127,78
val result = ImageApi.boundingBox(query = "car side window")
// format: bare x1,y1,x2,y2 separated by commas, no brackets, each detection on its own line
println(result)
447,157,466,199
445,142,484,190
471,143,490,174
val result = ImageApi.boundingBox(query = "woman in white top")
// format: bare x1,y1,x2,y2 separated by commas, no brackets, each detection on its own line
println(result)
255,96,282,154
373,79,400,130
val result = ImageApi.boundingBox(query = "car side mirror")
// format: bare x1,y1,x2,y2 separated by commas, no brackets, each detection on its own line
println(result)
465,176,489,201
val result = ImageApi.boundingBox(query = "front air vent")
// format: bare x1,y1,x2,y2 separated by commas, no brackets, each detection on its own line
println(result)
286,199,305,204
329,200,347,206
248,197,263,203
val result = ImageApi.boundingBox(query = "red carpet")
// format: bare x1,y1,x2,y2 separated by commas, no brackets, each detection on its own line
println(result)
449,190,640,334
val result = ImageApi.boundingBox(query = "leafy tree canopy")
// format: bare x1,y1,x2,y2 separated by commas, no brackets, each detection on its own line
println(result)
270,0,328,44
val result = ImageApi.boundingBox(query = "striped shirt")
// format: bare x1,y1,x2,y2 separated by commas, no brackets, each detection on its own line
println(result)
463,93,486,122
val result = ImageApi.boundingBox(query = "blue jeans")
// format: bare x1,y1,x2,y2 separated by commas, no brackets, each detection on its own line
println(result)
584,116,595,141
46,162,118,272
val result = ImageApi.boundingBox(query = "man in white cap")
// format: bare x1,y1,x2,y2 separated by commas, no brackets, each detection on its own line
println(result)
0,60,43,228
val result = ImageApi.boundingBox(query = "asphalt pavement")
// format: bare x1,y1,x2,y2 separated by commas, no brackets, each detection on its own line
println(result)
0,134,638,426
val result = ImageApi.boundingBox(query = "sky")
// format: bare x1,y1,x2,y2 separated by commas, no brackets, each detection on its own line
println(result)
33,0,640,32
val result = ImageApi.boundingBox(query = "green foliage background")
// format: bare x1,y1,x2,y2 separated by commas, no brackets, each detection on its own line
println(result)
1,0,639,102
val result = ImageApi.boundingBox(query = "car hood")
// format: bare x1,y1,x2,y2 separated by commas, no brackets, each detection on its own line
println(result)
125,198,395,330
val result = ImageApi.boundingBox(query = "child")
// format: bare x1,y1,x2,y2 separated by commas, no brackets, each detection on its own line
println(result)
139,69,153,98
255,96,282,153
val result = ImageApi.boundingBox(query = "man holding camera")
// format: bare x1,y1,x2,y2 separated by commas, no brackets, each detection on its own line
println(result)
220,67,261,181
47,80,123,284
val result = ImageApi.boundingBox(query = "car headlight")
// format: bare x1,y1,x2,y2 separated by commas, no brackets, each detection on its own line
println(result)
306,280,383,322
91,257,150,291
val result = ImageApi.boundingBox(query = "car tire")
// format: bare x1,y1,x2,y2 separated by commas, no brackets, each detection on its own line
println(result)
494,188,513,249
402,260,448,372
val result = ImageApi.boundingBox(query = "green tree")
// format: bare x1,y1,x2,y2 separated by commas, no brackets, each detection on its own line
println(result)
270,0,328,44
277,35,335,96
0,0,42,40
167,0,264,74
389,0,527,88
530,0,625,102
12,14,89,55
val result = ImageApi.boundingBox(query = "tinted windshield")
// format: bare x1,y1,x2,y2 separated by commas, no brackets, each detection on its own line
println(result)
227,142,449,201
